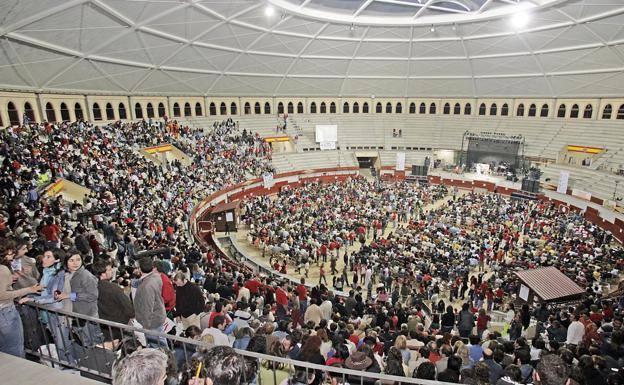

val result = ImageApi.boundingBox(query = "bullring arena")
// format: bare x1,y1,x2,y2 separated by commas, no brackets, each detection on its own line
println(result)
1,1,624,385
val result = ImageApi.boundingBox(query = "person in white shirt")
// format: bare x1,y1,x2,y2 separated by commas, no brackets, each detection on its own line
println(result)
237,285,250,303
320,298,333,321
202,314,232,347
566,314,585,346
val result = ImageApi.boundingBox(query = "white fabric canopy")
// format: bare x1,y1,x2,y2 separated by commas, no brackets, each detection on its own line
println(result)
0,0,623,97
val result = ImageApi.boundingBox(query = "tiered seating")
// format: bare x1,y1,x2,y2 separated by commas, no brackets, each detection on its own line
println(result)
540,163,624,200
271,150,358,173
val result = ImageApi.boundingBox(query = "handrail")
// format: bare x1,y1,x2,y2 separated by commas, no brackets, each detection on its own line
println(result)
19,301,452,385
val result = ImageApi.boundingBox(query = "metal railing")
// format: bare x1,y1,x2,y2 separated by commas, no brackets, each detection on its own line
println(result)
18,301,451,385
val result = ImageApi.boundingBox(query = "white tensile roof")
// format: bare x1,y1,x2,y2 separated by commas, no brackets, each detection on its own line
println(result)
0,0,623,97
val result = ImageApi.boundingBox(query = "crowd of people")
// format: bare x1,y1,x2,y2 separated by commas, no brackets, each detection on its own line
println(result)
0,117,624,385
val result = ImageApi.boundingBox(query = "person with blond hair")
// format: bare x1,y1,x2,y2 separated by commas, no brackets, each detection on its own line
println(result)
394,335,410,364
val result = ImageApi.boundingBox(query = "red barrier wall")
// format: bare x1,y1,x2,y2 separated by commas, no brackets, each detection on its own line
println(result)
191,168,624,249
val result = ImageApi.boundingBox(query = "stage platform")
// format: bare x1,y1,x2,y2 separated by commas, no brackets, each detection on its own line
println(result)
0,353,104,385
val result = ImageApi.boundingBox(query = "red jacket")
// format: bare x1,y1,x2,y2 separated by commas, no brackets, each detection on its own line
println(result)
276,287,288,307
160,273,176,312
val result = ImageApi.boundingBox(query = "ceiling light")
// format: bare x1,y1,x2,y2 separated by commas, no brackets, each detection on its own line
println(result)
265,5,275,17
430,25,436,33
510,12,530,29
349,23,356,31
451,24,457,31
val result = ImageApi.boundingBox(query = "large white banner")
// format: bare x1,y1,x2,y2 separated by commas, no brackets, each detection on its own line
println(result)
395,152,405,171
315,124,338,142
319,141,336,150
557,170,569,194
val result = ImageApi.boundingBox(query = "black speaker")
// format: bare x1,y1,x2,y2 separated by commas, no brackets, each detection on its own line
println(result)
521,178,540,193
412,165,428,176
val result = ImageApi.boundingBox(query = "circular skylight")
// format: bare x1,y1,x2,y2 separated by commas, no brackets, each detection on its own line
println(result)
268,0,563,26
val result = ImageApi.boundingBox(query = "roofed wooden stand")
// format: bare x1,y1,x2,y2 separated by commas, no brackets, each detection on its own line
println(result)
514,266,586,304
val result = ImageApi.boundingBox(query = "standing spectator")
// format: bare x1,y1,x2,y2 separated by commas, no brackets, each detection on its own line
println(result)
30,249,74,363
0,242,41,357
11,240,39,289
40,217,61,248
458,303,474,338
476,308,490,339
133,257,166,343
172,272,205,327
566,313,585,347
155,260,176,314
304,298,323,327
56,249,103,346
92,258,134,341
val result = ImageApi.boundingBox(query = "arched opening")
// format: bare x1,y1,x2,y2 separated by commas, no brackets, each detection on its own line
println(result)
310,102,317,113
230,102,237,115
264,102,271,114
419,103,426,114
244,102,251,115
353,102,359,113
557,104,566,118
453,103,461,115
490,103,497,116
173,103,181,117
330,102,336,113
254,102,261,114
157,103,165,117
287,102,294,114
385,102,392,114
617,104,624,119
429,103,436,114
74,103,83,120
106,103,115,120
320,102,327,113
396,102,402,114
516,103,525,117
297,102,303,114
195,102,203,116
362,102,369,113
24,102,35,122
343,102,349,113
540,104,549,117
210,102,217,116
376,102,382,113
583,104,593,119
118,103,127,120
464,103,471,115
501,103,509,116
479,103,486,116
602,104,612,119
528,104,537,117
570,104,579,118
45,102,56,122
134,103,143,119
184,102,192,116
60,103,70,121
146,103,154,118
409,102,416,114
219,102,227,115
92,103,102,121
443,103,450,115
278,102,284,114
7,102,19,125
